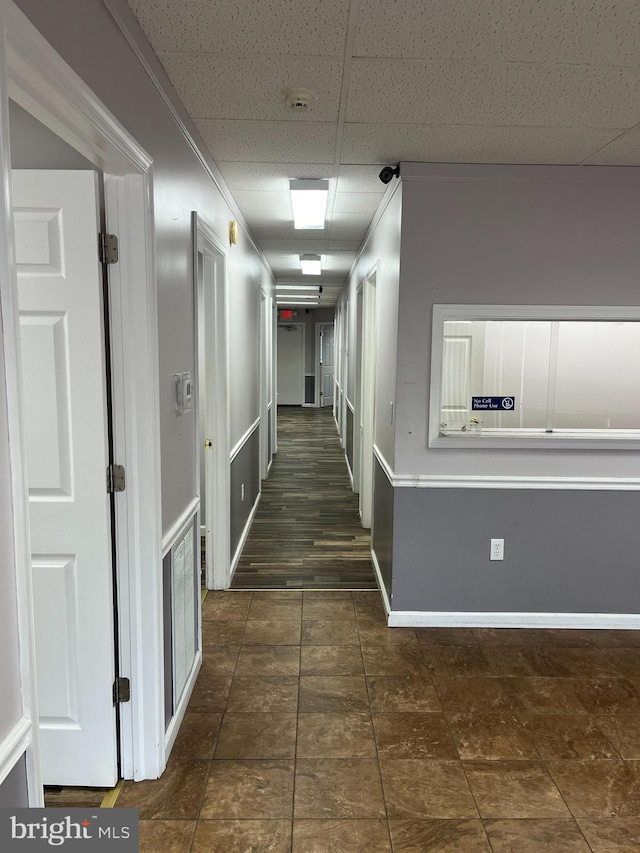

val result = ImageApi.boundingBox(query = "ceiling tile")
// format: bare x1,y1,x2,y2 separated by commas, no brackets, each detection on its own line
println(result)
341,123,624,165
324,254,356,273
194,119,336,162
332,192,383,215
328,213,371,242
329,210,373,228
254,236,326,252
328,239,363,251
347,60,640,128
583,128,640,165
241,210,292,229
231,190,291,212
263,251,302,271
355,0,640,65
217,162,334,191
159,55,342,121
336,166,388,193
128,0,350,56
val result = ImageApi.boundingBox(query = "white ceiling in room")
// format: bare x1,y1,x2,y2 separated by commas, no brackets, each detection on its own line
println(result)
127,0,640,306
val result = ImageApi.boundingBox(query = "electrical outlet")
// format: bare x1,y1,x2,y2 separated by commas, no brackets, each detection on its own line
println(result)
490,538,504,561
241,483,245,502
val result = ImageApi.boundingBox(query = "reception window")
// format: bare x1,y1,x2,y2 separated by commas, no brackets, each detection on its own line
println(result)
430,306,640,448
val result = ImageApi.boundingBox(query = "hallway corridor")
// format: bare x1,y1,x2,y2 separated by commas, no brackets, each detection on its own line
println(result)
232,406,376,589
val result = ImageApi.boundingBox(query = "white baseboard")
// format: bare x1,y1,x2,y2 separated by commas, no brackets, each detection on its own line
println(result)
370,547,390,616
229,491,261,582
345,453,354,489
387,610,640,629
164,650,202,761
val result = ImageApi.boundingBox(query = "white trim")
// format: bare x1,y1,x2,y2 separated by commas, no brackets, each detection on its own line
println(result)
162,497,201,557
0,1,41,802
259,290,270,478
5,2,151,175
391,474,640,490
104,172,164,782
3,1,164,784
0,717,32,788
230,417,261,463
229,491,261,580
195,214,231,591
430,304,640,450
372,444,394,484
400,161,640,186
373,445,640,491
345,453,354,488
359,267,377,528
164,650,202,762
369,548,390,616
346,397,355,413
387,611,640,629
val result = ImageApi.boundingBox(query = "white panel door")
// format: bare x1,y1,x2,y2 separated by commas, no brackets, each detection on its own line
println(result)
440,320,485,430
320,324,334,408
277,324,304,405
13,170,118,786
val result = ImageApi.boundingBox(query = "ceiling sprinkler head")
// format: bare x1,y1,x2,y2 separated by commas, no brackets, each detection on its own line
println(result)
282,87,317,112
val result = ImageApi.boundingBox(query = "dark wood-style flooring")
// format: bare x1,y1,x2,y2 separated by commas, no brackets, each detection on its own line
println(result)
232,406,376,589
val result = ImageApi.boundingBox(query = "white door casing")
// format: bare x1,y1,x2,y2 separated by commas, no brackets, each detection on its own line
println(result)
195,214,230,591
259,289,269,478
319,323,334,408
13,169,118,786
359,271,377,529
4,0,163,788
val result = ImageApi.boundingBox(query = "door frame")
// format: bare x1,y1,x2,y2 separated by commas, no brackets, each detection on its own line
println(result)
259,288,269,479
359,266,378,528
0,0,164,792
194,213,230,591
315,321,335,408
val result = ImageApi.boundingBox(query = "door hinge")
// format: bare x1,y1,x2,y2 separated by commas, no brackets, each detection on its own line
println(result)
99,232,119,264
107,464,126,493
204,439,213,448
113,677,130,704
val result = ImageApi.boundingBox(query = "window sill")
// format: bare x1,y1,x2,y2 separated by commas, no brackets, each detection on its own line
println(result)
430,428,640,450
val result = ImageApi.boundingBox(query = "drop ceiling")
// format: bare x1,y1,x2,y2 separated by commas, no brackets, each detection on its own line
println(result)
126,0,640,307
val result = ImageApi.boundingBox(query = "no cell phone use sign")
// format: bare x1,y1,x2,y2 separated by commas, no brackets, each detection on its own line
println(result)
472,396,516,411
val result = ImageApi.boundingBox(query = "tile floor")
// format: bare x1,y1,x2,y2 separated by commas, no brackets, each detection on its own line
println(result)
117,589,640,852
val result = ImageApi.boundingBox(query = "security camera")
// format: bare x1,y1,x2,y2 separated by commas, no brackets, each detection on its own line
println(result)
379,165,399,184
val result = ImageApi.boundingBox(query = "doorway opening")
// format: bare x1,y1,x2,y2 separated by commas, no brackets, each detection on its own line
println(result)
358,268,377,529
316,322,335,408
2,6,163,802
194,214,230,592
